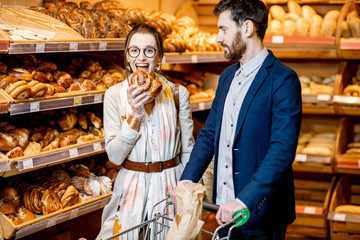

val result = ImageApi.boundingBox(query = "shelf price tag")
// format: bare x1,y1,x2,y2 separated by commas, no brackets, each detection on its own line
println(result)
191,55,198,63
0,160,11,172
30,102,40,112
198,102,205,111
69,148,79,158
99,42,107,51
47,216,57,227
333,213,346,221
69,209,79,219
69,42,78,51
317,94,331,101
272,36,284,44
35,43,45,53
22,159,34,170
93,142,102,152
304,206,316,214
94,94,102,103
73,96,82,106
295,154,307,162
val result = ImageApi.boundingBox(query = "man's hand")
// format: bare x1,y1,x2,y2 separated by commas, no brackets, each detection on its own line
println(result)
215,200,246,225
169,187,177,205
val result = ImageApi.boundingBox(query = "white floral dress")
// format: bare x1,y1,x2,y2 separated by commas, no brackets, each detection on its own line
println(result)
96,74,194,240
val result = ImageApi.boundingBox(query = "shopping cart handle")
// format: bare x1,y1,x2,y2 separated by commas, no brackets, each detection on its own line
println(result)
203,201,250,228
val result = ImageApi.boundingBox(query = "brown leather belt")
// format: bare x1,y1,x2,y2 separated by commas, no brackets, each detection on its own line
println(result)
123,156,180,173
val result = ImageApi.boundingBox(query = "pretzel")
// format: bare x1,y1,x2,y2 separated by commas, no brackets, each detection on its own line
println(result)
343,85,360,97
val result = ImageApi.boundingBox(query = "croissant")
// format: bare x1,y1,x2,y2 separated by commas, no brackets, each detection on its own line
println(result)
41,189,63,215
129,70,163,98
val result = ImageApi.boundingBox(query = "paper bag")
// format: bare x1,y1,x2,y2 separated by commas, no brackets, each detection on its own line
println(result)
165,182,206,240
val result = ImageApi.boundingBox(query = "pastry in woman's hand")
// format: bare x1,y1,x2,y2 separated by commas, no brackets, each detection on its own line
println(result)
129,70,162,98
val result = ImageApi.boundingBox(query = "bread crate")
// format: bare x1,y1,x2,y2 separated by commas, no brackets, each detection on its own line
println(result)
335,117,360,174
333,61,360,116
335,1,360,60
328,174,360,240
283,59,341,115
293,116,340,173
287,172,337,239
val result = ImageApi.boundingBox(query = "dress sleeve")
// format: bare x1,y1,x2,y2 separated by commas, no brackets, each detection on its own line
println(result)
103,86,141,165
178,85,195,167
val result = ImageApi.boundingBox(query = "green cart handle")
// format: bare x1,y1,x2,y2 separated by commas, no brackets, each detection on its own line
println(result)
166,193,173,205
233,209,250,227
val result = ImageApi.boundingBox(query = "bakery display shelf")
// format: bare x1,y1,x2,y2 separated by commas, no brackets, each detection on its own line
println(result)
328,175,360,239
163,52,227,64
7,39,126,54
293,161,334,173
287,174,336,239
6,91,105,115
0,192,111,239
335,117,360,174
2,140,105,178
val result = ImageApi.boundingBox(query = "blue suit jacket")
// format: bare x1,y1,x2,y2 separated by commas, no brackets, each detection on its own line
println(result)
181,51,302,227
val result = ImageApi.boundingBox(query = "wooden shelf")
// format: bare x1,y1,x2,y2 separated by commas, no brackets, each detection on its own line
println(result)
0,192,111,239
1,140,105,177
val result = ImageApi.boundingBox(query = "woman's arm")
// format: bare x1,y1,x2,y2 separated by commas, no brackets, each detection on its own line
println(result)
103,86,141,165
178,85,195,167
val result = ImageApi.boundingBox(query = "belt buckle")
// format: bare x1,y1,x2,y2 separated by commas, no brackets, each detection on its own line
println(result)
156,161,163,172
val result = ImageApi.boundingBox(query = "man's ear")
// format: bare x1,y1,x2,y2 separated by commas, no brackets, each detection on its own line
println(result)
243,20,254,37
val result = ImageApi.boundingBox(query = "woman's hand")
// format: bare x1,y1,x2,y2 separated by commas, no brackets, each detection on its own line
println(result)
127,85,153,118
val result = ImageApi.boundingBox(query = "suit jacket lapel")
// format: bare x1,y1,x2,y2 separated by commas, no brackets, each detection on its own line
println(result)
234,52,275,142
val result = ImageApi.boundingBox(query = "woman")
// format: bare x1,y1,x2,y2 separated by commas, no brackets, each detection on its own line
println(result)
96,23,194,240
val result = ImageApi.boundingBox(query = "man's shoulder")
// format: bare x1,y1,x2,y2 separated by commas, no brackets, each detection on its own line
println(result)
221,63,239,77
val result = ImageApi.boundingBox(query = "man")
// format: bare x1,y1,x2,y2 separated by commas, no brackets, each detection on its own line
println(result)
175,0,302,239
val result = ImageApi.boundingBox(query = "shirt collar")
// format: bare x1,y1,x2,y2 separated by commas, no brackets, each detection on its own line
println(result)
240,47,268,77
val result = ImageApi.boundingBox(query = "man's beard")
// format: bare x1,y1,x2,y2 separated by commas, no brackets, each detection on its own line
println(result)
222,31,246,61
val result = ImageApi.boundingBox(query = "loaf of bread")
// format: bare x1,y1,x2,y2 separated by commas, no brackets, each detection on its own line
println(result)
41,189,63,215
6,146,24,159
57,111,77,131
15,206,36,222
23,141,42,156
0,187,20,207
0,132,18,151
0,198,15,214
335,204,360,215
61,185,80,208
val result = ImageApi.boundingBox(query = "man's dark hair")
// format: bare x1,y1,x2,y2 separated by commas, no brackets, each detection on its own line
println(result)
214,0,268,40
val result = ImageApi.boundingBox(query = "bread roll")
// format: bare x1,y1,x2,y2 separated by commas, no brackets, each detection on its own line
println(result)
83,177,100,196
283,20,296,36
97,176,112,194
0,132,18,151
302,5,316,19
41,189,63,215
24,141,42,156
86,112,102,129
0,75,18,90
347,11,360,38
344,85,360,96
268,20,283,35
129,70,163,98
270,5,286,22
341,21,351,38
296,18,310,36
309,15,323,36
323,10,340,22
321,18,337,36
0,187,20,207
288,0,301,16
60,185,80,208
7,67,33,81
0,198,15,214
57,111,77,131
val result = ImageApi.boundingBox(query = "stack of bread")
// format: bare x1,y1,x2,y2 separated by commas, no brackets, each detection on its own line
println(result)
266,1,341,37
0,54,125,100
0,108,104,160
344,123,360,154
297,131,335,156
299,74,336,95
30,0,130,38
0,156,116,225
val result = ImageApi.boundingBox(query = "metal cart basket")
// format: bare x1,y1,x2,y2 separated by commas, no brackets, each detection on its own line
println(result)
104,196,250,240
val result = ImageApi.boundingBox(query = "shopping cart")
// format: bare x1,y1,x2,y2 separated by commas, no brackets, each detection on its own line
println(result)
104,195,250,240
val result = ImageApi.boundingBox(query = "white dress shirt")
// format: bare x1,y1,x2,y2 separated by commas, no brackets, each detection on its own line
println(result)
216,48,269,205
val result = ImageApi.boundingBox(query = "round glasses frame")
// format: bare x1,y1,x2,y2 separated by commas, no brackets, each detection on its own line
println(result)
126,46,157,58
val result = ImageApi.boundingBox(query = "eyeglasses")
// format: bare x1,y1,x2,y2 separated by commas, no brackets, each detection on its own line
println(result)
126,46,157,58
